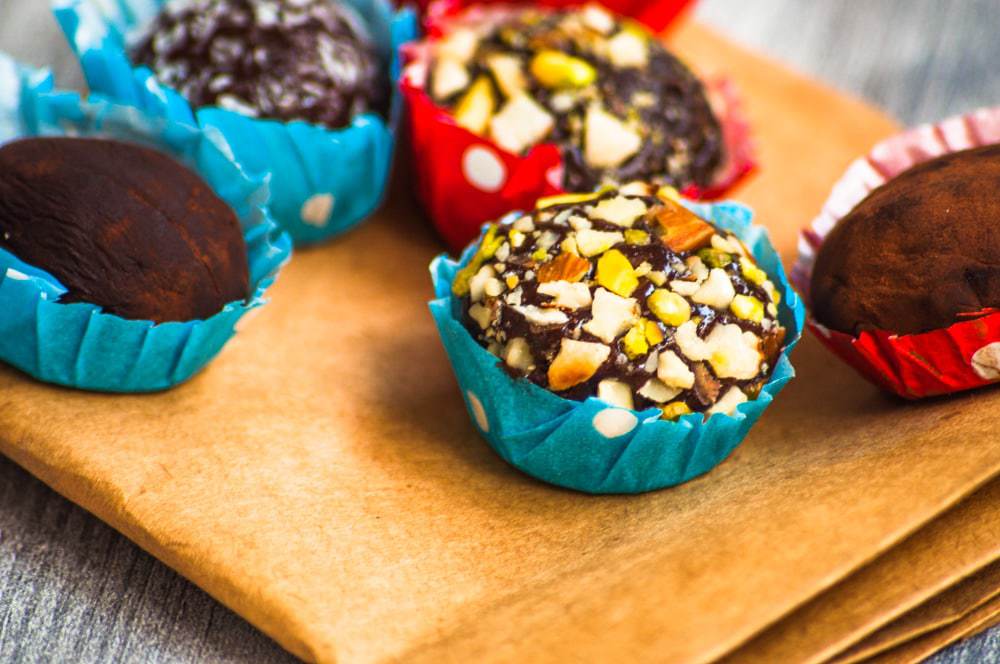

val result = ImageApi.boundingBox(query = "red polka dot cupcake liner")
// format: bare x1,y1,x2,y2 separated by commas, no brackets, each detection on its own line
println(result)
399,0,756,252
792,106,1000,399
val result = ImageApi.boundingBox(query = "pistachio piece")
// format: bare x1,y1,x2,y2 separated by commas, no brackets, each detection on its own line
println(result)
621,324,648,359
739,256,767,285
731,294,765,323
530,50,597,89
697,247,733,269
660,401,693,420
596,249,638,297
624,229,650,245
536,191,603,209
454,76,495,134
648,289,691,327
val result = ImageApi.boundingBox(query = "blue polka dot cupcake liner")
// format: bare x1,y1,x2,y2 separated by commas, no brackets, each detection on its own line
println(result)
429,200,805,494
0,54,292,393
54,0,419,246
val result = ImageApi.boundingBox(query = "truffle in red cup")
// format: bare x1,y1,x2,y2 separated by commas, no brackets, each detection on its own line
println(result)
792,107,1000,399
400,0,756,252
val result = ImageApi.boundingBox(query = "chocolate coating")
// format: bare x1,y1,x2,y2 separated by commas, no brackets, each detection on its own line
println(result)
430,6,723,192
0,137,249,323
132,0,384,128
811,144,1000,335
455,184,785,417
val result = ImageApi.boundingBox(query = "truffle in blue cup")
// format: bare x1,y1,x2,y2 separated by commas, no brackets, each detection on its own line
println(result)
54,0,420,245
0,54,292,393
429,183,804,494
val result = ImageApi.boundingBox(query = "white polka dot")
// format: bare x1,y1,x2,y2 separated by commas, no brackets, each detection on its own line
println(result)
467,391,489,432
301,193,334,227
971,342,1000,380
545,165,563,188
462,146,506,192
5,268,27,281
593,408,637,438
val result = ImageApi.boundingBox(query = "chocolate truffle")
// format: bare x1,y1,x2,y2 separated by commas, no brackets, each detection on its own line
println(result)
810,144,1000,336
131,0,384,128
452,183,786,418
0,137,249,323
427,4,724,192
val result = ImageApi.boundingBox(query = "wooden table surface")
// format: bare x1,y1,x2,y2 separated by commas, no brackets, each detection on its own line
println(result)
1,1,998,662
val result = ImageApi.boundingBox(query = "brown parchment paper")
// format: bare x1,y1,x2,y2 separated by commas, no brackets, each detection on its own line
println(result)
830,559,1000,664
869,598,1000,664
722,480,1000,664
1,22,1000,664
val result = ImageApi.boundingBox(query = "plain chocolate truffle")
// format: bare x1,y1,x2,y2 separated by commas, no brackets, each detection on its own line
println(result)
0,137,250,323
810,144,1000,335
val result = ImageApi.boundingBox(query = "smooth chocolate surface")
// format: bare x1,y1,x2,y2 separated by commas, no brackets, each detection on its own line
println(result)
0,137,249,323
811,144,1000,335
132,0,384,128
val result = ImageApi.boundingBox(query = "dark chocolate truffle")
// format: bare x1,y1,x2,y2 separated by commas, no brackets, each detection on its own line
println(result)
451,183,786,419
0,137,250,323
131,0,384,128
428,4,724,192
810,144,1000,336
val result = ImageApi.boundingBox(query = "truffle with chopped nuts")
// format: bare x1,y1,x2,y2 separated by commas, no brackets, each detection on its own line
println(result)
131,0,384,128
0,137,249,323
427,3,723,192
811,144,1000,336
451,183,786,419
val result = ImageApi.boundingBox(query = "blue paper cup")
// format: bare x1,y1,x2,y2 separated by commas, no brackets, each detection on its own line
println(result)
430,200,805,494
0,55,292,393
54,0,419,246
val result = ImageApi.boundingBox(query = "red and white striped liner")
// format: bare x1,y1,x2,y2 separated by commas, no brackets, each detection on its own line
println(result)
792,106,1000,399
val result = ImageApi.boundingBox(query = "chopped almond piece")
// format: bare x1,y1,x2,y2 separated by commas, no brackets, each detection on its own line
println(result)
653,201,715,253
537,251,591,283
761,326,787,367
548,338,611,391
692,362,722,405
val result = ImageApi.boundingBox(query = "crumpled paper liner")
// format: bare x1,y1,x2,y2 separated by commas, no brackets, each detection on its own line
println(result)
792,106,1000,399
429,199,804,494
0,54,291,393
400,0,757,252
54,0,419,246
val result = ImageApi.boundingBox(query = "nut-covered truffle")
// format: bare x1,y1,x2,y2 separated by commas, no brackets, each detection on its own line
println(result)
427,4,723,192
453,183,786,418
0,137,249,323
131,0,384,128
810,144,1000,336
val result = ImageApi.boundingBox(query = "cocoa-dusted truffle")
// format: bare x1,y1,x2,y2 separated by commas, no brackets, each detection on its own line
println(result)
0,137,249,323
131,0,384,128
810,144,1000,336
452,183,786,419
427,4,723,192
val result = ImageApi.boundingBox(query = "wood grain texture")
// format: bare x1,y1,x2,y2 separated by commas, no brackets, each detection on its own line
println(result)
0,1,998,663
